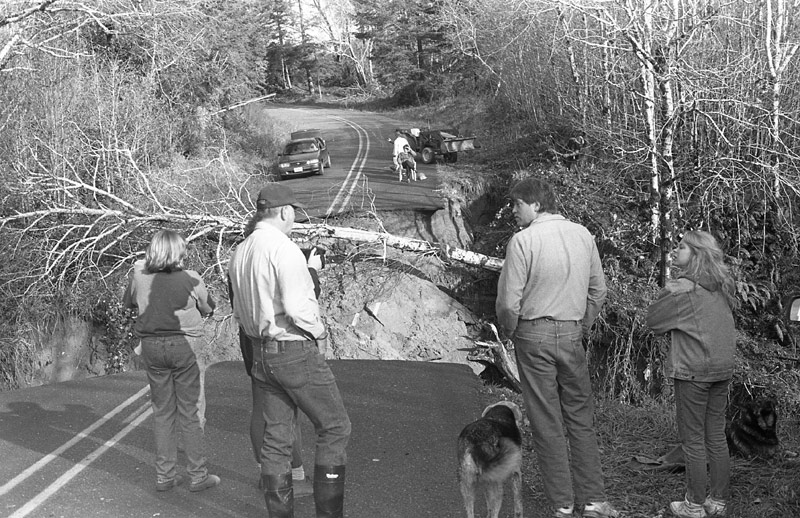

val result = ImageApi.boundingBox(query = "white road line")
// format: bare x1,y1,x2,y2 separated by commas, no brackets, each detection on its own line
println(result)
8,404,153,518
326,116,371,216
121,399,153,424
0,385,150,498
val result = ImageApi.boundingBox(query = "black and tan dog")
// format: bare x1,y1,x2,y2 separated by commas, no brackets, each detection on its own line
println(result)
726,398,780,459
457,401,524,518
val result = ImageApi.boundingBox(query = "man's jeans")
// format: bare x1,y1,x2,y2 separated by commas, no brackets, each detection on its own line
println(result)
251,341,351,476
674,378,731,504
513,319,606,508
141,335,208,484
250,376,305,469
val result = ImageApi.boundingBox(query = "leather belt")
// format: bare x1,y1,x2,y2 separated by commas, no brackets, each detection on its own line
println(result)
251,337,315,353
525,317,580,325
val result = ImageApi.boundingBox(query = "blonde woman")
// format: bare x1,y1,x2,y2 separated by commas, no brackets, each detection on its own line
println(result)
123,230,220,493
647,230,737,517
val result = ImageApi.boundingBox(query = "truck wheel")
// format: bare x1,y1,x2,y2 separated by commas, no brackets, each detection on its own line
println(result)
444,152,458,163
421,147,436,164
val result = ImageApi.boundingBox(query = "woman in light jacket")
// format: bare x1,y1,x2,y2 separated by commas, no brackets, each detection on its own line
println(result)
646,230,737,518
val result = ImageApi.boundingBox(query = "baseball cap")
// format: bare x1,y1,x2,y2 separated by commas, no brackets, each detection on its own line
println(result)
256,184,305,209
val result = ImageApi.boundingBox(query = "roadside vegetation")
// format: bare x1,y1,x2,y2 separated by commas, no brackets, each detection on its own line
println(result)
408,97,800,515
1,1,800,515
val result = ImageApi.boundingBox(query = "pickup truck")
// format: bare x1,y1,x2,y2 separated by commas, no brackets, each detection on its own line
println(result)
397,128,477,164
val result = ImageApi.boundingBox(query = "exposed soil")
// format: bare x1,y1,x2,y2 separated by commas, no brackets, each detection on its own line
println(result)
319,255,479,367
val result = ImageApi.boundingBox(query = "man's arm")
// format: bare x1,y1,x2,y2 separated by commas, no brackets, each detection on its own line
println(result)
496,235,525,338
582,240,607,332
305,247,323,299
228,272,254,376
278,243,325,339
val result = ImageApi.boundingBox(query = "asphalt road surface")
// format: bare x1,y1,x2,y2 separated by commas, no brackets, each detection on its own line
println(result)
0,360,528,518
261,105,448,219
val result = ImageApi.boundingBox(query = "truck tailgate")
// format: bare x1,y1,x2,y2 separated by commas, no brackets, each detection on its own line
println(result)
441,137,476,153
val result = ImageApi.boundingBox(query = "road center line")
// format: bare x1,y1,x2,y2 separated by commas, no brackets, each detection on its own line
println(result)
326,116,371,216
0,385,150,498
8,404,153,518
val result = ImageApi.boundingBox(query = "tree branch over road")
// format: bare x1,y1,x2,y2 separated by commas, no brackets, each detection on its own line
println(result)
2,168,503,293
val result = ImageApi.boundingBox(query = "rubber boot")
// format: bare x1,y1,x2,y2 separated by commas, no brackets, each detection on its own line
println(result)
313,465,346,518
262,472,294,518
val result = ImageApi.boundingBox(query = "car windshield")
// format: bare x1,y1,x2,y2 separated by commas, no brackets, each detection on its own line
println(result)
285,141,318,154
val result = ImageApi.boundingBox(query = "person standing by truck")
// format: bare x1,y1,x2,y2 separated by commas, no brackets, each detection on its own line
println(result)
392,129,426,181
392,129,411,181
396,144,418,182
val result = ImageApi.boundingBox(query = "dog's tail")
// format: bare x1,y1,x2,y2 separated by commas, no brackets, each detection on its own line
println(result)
482,401,523,423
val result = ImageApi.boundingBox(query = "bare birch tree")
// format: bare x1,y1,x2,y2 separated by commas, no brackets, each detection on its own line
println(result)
762,0,800,199
310,0,374,86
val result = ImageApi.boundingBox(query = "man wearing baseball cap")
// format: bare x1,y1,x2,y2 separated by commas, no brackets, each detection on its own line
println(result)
228,183,351,518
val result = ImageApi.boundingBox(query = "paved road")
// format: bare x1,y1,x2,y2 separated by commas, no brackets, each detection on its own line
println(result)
260,105,448,219
0,360,525,518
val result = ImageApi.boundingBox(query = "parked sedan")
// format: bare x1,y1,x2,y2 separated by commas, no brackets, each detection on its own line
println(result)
276,130,331,180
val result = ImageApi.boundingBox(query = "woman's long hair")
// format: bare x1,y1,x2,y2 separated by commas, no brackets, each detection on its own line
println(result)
145,230,186,273
680,230,737,309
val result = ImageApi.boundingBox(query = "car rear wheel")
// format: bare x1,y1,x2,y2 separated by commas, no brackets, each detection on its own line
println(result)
421,147,436,164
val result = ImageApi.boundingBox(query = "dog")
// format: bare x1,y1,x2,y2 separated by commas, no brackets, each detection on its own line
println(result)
726,398,780,459
457,401,524,518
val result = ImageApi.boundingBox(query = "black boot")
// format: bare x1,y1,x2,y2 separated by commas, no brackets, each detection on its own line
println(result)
262,472,294,518
313,465,346,518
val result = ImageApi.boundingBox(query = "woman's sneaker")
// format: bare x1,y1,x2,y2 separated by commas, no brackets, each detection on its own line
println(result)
189,474,220,492
155,475,183,492
583,501,620,518
703,497,726,516
669,498,707,517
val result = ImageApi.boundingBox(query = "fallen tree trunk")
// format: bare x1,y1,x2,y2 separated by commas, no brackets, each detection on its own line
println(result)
1,204,504,292
293,222,504,272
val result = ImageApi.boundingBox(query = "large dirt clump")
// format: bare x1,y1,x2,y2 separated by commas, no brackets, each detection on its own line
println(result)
319,258,480,373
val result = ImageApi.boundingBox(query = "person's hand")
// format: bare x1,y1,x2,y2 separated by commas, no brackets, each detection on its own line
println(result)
306,247,323,271
315,334,328,355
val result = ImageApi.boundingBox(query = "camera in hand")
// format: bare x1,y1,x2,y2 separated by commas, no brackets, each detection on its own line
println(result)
301,246,326,269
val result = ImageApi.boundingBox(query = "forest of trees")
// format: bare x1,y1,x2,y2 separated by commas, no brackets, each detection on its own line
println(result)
2,0,800,397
